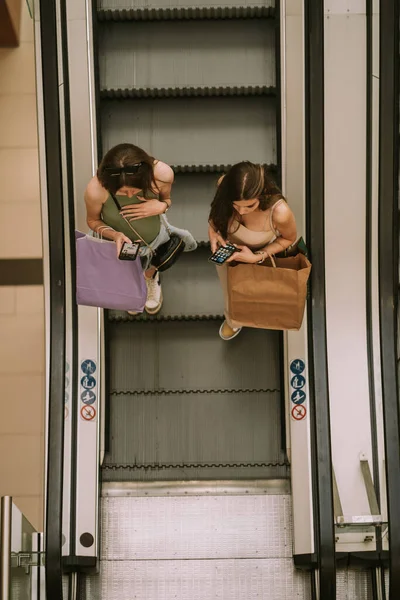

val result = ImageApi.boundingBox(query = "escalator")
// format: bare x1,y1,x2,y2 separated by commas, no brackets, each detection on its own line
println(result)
89,2,303,595
96,3,287,482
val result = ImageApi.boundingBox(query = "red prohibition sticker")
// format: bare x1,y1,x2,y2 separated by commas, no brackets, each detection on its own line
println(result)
80,405,96,422
291,404,307,421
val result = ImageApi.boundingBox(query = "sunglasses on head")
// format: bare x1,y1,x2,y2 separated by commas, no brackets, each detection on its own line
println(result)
104,163,143,177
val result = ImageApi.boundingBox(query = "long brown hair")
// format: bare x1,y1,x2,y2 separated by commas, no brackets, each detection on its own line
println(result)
209,161,284,238
97,143,157,198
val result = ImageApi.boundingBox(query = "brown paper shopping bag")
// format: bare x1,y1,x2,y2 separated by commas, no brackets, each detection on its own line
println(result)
227,254,312,331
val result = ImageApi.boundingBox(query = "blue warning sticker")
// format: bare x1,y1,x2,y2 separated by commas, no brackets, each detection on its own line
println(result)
81,390,96,405
291,374,306,390
291,390,306,405
81,359,97,376
81,375,96,390
290,359,305,375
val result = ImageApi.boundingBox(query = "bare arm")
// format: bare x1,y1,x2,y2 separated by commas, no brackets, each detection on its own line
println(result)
258,202,297,258
154,161,174,208
208,174,227,252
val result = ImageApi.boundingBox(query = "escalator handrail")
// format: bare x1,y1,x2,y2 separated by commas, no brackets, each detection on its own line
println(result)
304,0,336,597
39,0,66,596
378,1,400,597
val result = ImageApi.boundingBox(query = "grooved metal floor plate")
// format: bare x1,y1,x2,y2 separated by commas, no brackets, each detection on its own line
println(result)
101,97,277,166
100,495,292,560
99,20,275,90
336,569,373,600
103,391,284,471
108,321,281,392
85,559,311,600
108,247,223,321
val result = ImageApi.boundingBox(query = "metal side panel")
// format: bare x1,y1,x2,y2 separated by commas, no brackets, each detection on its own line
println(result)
85,559,311,600
108,321,281,392
100,97,277,165
98,0,275,10
99,495,292,559
98,20,275,90
103,391,285,471
108,247,223,321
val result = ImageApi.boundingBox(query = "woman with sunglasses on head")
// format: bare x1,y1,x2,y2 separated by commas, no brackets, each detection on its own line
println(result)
208,161,297,340
85,143,196,315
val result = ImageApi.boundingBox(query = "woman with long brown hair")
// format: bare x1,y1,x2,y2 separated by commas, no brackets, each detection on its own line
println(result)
209,161,297,340
85,143,196,315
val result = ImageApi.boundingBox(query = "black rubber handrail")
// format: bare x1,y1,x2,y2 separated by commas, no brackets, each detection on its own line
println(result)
378,1,400,597
304,0,336,597
39,0,66,597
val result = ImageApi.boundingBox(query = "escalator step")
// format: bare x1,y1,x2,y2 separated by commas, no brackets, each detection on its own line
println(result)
103,390,286,480
108,320,281,393
101,97,277,166
108,246,223,322
100,85,277,100
97,6,276,22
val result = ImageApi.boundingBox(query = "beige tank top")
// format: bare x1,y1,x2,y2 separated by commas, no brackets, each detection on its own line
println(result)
228,199,283,250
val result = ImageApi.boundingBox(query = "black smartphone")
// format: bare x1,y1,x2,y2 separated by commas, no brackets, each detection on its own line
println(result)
119,241,140,261
209,242,240,265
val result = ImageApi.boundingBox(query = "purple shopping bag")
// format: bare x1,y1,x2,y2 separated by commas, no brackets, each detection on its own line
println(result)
75,231,146,311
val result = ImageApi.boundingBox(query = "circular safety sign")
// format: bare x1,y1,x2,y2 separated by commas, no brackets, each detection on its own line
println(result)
291,404,307,421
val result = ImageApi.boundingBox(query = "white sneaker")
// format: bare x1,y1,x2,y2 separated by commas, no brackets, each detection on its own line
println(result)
145,271,163,314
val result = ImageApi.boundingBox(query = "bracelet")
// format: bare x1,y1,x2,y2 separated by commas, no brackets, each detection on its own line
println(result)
160,200,170,213
254,250,267,264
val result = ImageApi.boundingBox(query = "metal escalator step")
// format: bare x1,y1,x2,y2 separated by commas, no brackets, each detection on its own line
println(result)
108,246,223,322
98,19,275,91
100,85,277,99
97,6,276,22
103,391,285,476
101,96,277,166
171,163,278,174
108,320,281,393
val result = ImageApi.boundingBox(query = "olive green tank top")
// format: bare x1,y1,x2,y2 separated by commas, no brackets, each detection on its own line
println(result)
101,191,161,244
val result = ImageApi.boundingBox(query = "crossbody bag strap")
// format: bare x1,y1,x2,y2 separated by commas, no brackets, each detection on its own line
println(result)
110,192,153,252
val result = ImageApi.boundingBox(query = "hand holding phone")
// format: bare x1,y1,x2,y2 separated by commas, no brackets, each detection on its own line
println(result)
118,241,140,261
209,242,241,265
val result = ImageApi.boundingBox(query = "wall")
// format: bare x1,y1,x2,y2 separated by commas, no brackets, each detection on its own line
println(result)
0,5,44,531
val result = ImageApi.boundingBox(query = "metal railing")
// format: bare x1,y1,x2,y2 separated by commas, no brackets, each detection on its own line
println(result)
0,496,44,600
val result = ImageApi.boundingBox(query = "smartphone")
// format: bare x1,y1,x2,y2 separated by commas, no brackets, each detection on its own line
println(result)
119,241,140,261
209,242,240,265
